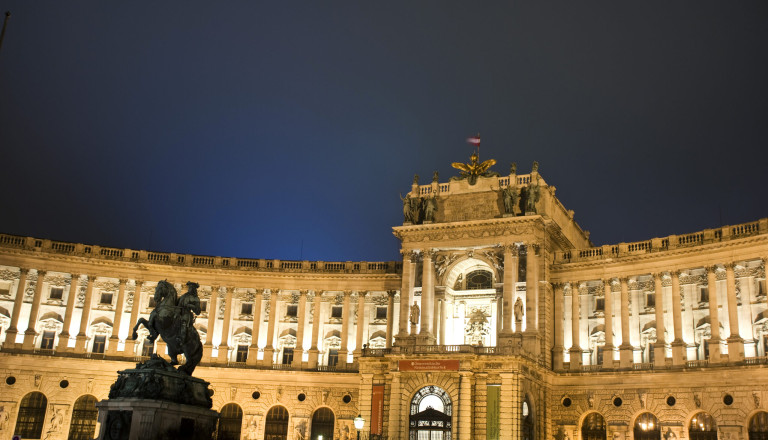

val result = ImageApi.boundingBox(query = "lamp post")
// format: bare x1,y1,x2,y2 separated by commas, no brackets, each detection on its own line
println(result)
354,414,365,440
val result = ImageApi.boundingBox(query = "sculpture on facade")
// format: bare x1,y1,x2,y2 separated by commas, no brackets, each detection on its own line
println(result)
502,185,519,215
423,195,438,222
130,280,203,375
522,178,541,214
514,297,524,323
450,152,499,185
401,194,414,223
410,302,420,325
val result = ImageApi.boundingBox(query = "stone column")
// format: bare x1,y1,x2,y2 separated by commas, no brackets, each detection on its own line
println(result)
359,373,374,439
525,244,538,332
433,298,441,344
705,266,722,363
603,278,614,369
202,286,220,362
4,268,29,347
502,244,518,335
385,290,396,349
22,270,47,350
652,273,666,367
440,297,449,346
75,276,96,353
353,291,367,361
107,279,128,355
262,288,279,366
293,289,308,367
247,289,263,366
57,273,80,351
396,250,415,342
619,277,633,368
420,250,435,341
458,371,473,439
217,287,234,362
499,372,515,440
388,372,402,439
553,283,565,370
474,373,488,440
123,280,143,356
569,282,582,370
670,271,685,365
725,263,745,361
308,291,323,368
339,290,352,365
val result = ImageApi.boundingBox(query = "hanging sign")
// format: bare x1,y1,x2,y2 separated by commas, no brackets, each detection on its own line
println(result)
371,384,385,435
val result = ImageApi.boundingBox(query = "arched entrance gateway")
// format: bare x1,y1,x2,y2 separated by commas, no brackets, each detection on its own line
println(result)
409,386,453,439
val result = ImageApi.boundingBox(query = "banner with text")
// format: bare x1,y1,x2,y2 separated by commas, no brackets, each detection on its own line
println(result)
487,384,500,440
371,384,384,435
398,360,460,371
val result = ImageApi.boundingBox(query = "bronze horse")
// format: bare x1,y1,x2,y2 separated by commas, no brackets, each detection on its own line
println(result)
130,280,203,375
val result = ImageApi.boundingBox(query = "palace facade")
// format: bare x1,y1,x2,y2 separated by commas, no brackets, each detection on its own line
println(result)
0,160,767,440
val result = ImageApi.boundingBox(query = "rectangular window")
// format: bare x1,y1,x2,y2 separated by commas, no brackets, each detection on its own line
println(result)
241,303,253,315
328,349,339,367
40,331,55,349
100,293,113,305
376,306,387,320
596,346,604,365
595,298,605,312
92,335,106,354
648,343,655,363
286,305,298,318
282,348,294,365
331,306,343,319
645,292,655,308
700,287,709,303
49,287,63,300
141,339,154,357
236,345,248,362
148,297,156,308
703,340,710,360
200,300,208,312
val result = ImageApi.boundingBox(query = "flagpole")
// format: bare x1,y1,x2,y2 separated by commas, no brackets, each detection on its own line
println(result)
0,12,10,54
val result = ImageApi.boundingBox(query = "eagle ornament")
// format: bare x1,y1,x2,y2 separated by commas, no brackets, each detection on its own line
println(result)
451,152,499,185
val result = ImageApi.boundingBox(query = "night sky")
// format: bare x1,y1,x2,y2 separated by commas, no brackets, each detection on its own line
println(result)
1,2,767,262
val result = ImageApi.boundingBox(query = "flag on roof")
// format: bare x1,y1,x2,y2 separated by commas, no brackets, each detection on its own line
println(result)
466,135,481,146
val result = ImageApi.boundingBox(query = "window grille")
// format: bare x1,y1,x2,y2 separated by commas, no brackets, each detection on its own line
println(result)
236,345,248,362
92,335,106,354
68,395,98,440
217,403,243,440
15,392,47,439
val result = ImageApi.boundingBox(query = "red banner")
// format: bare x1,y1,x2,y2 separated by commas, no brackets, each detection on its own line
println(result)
398,360,460,371
371,384,384,435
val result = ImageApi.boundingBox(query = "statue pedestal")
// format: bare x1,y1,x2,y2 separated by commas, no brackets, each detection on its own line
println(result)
96,398,218,440
96,355,217,440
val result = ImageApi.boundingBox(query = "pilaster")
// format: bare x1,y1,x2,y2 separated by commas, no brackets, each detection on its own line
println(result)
22,270,47,350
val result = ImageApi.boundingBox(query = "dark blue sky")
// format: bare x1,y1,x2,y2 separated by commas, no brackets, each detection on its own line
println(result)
1,2,767,262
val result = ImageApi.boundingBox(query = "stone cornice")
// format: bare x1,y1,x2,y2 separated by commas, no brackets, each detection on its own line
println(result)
393,215,544,244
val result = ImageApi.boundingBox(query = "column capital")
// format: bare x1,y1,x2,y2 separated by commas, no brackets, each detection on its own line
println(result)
36,269,47,277
211,285,221,293
618,276,629,284
134,279,144,287
18,267,30,275
724,262,737,271
551,282,565,290
424,248,437,259
298,289,308,296
343,290,352,297
224,286,235,293
357,290,368,298
269,287,280,295
387,289,397,298
704,265,719,274
670,270,681,279
87,274,97,282
504,243,519,255
69,272,80,280
603,277,615,286
526,242,540,254
254,288,265,295
650,272,663,280
118,278,128,285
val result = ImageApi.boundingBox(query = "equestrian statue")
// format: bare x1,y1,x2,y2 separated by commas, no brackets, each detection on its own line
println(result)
130,280,203,375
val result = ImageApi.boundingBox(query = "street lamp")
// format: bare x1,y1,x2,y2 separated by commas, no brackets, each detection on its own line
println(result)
354,414,365,440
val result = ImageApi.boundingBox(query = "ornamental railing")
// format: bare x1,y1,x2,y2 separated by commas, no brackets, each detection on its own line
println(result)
554,218,768,264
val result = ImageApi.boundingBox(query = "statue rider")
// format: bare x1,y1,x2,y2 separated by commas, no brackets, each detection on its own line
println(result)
176,281,201,346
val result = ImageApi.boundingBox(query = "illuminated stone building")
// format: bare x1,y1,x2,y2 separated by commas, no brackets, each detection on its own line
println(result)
0,158,767,440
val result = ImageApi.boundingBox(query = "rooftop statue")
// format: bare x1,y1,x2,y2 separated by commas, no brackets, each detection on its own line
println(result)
130,280,203,375
450,152,499,185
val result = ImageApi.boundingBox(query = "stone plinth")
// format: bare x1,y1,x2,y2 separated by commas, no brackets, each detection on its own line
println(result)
95,398,218,440
96,355,217,440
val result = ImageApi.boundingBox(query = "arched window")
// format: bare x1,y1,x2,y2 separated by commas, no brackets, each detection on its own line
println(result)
521,396,534,440
409,385,452,440
582,412,607,440
634,412,661,440
311,407,334,440
689,412,717,440
265,405,289,440
68,395,98,440
465,270,493,290
749,412,768,440
217,403,243,440
15,391,47,439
